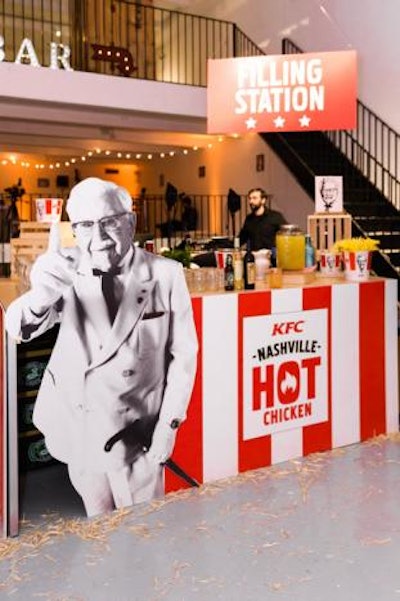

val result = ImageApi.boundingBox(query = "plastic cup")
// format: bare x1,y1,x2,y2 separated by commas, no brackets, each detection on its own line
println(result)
268,267,283,289
144,240,155,253
192,268,207,293
204,267,218,291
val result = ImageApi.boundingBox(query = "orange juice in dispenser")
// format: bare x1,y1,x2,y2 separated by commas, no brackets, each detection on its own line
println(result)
276,224,306,270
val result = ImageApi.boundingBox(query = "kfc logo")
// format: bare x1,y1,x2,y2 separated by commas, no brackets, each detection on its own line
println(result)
243,309,328,438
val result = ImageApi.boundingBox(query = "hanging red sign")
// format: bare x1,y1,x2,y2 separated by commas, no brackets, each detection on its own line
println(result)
207,50,357,134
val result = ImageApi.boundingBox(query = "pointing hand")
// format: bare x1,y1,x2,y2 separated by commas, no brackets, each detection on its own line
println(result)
28,223,79,314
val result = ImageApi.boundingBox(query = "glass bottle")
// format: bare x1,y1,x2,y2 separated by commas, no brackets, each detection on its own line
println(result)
305,234,316,268
233,236,244,290
224,253,234,291
243,241,255,290
276,224,305,270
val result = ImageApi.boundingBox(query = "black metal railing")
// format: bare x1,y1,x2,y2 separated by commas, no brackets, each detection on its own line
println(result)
1,1,263,85
282,37,400,212
134,192,251,242
0,0,71,65
0,191,250,245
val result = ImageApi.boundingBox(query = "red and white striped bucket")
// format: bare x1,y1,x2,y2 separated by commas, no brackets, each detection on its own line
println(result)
320,251,342,276
343,250,372,281
214,248,233,269
35,198,63,224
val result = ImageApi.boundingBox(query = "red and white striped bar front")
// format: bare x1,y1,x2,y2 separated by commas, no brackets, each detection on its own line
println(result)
165,278,399,493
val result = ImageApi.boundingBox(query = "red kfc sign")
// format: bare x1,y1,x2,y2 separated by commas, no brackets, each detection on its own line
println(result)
243,309,328,439
207,50,357,133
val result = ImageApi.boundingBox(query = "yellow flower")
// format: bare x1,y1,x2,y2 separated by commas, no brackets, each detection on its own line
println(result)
331,237,380,253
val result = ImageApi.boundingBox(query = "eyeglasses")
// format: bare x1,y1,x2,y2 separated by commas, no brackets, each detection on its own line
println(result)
71,212,129,236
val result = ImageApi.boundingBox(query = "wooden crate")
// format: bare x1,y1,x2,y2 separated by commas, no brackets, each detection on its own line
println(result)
10,222,75,279
18,221,75,245
10,238,47,279
307,213,352,251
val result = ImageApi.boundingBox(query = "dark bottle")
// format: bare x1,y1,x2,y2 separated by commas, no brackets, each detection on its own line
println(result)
224,253,234,291
243,241,256,290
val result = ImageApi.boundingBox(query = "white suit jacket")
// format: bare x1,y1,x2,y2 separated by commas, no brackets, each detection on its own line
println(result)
6,247,198,472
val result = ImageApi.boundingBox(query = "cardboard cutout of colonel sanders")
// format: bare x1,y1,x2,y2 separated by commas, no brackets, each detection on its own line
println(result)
6,177,198,517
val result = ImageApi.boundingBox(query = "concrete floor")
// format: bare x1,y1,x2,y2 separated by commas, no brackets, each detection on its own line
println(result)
1,435,400,600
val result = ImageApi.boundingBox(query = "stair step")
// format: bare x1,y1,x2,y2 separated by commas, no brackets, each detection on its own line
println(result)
371,235,400,249
381,250,400,265
345,202,398,216
345,190,391,204
354,217,400,231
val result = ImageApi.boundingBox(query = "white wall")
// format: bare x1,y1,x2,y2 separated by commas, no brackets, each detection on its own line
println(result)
168,0,400,133
0,62,206,121
139,134,313,230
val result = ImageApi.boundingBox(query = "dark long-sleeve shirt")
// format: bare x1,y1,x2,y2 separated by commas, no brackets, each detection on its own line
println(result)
239,209,286,250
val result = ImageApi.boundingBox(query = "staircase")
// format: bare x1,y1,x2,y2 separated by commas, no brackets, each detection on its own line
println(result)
262,130,400,283
261,38,400,290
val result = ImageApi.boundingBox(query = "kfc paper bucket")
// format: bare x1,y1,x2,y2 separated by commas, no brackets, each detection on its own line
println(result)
35,198,63,223
343,250,372,281
320,250,342,277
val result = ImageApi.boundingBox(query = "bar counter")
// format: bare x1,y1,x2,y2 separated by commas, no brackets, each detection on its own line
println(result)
165,275,399,494
0,275,398,536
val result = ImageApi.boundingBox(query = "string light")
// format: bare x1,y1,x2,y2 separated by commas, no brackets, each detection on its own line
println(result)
0,137,242,171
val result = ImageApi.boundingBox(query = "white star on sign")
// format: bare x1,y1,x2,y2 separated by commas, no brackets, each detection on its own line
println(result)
245,117,257,129
299,114,311,127
273,116,285,128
